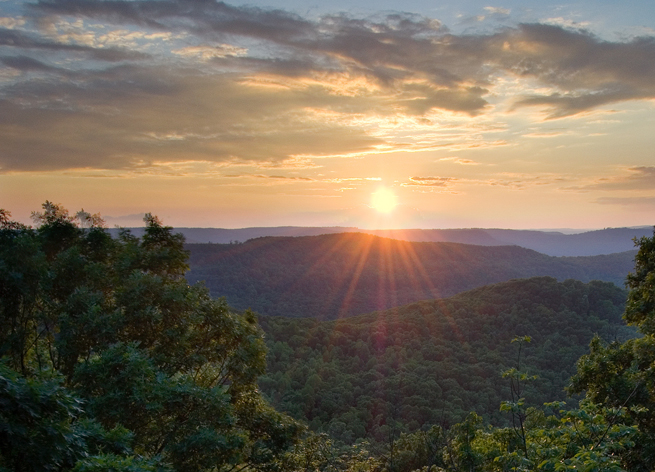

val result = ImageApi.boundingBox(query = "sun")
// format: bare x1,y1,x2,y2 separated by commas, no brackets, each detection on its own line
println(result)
371,188,398,213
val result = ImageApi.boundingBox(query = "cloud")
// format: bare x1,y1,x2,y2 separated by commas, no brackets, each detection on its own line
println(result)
484,7,511,16
399,171,575,193
522,130,570,138
32,0,318,42
401,176,458,189
0,55,66,72
225,174,314,181
495,24,655,117
595,196,655,206
631,166,655,179
1,1,655,173
0,17,26,29
172,44,247,60
403,172,573,191
543,17,590,29
478,172,570,190
439,157,479,165
585,166,655,191
29,2,655,118
29,2,486,109
0,27,149,61
0,68,384,172
323,177,381,183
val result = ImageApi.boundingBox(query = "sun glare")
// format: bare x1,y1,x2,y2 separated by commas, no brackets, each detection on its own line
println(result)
371,188,397,213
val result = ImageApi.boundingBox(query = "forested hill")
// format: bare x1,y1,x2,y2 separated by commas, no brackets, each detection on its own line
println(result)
186,232,636,319
113,226,651,256
257,277,633,445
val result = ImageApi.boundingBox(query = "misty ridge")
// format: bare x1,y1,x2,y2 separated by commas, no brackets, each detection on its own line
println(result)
109,225,652,257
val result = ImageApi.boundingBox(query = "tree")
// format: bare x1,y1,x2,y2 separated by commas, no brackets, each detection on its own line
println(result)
389,426,446,472
438,334,637,471
0,202,301,471
569,229,655,471
461,400,634,472
0,361,164,472
499,336,536,462
279,432,380,472
443,412,483,472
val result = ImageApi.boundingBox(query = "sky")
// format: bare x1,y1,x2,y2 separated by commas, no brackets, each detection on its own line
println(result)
1,0,655,229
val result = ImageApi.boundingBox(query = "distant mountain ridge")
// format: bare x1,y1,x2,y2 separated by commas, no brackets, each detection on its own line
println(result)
185,232,637,319
368,227,652,256
110,225,652,256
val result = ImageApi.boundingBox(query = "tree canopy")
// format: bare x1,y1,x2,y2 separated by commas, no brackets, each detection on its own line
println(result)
0,202,301,472
257,276,631,445
568,230,655,472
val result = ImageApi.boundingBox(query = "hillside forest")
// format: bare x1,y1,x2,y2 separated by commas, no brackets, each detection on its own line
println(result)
2,202,655,472
186,235,635,319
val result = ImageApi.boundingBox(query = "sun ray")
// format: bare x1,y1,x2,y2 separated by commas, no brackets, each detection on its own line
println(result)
265,233,365,319
395,241,468,346
335,234,378,319
252,231,472,372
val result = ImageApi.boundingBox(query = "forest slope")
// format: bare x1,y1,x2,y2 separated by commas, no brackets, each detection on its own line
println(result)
186,233,636,319
257,277,633,445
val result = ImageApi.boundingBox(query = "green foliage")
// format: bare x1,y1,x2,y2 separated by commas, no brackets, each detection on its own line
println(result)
500,336,537,461
458,401,636,472
388,426,446,472
0,361,85,472
624,232,655,334
71,454,170,472
444,412,484,472
378,345,636,472
0,203,301,471
0,362,148,472
569,229,655,471
257,277,631,445
279,432,381,472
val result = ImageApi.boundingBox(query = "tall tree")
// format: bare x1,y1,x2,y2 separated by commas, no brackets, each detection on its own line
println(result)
0,203,301,471
569,229,655,471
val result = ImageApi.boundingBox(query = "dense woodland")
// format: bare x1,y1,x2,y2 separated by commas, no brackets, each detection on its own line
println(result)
0,204,301,472
186,235,635,319
3,202,655,471
257,277,633,444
